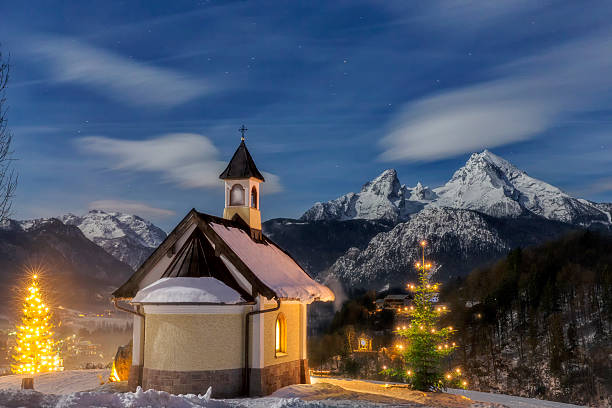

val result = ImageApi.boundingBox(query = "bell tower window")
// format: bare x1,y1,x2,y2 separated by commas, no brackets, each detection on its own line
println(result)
229,184,245,206
251,186,258,209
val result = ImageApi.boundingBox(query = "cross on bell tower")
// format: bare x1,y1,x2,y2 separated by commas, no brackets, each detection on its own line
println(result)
239,125,248,141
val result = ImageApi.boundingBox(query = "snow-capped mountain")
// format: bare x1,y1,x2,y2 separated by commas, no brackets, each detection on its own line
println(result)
300,169,435,223
270,150,612,288
324,206,576,288
433,150,610,225
20,210,166,269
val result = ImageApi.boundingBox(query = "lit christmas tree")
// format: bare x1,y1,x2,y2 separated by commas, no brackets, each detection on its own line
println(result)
384,240,466,391
12,273,63,375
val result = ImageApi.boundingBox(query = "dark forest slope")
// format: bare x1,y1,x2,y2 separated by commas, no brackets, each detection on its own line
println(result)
442,231,612,407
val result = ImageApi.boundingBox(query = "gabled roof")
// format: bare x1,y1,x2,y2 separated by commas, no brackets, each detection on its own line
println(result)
112,209,334,304
160,228,253,301
219,140,265,181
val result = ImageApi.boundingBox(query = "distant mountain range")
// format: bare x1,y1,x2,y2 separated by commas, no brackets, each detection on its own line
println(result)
2,150,610,312
301,150,611,226
19,210,167,270
266,150,612,290
0,210,166,313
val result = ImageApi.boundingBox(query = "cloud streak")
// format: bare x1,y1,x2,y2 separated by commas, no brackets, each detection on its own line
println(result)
380,33,612,161
27,35,209,108
77,133,282,193
88,199,175,218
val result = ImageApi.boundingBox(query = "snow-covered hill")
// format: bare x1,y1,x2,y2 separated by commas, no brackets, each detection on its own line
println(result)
20,210,167,270
433,150,610,225
300,169,435,223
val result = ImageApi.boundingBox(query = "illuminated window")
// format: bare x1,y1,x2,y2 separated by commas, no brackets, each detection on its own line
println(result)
229,184,245,206
251,186,258,209
275,313,286,355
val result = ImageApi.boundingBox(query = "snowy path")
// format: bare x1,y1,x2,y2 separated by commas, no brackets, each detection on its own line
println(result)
0,369,108,394
446,389,585,408
312,377,586,408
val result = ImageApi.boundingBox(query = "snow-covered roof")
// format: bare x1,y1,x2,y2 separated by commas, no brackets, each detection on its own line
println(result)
210,222,334,303
132,277,247,304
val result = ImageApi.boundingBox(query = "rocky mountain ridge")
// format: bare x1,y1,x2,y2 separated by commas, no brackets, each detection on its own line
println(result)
300,169,434,223
19,210,167,270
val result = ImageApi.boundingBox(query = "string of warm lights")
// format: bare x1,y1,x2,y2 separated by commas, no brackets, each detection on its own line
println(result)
11,273,63,375
382,240,467,390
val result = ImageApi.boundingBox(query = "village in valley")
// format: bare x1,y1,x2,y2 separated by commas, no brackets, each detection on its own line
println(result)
0,2,611,408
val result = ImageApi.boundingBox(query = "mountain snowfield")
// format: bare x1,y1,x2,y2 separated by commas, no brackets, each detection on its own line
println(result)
20,210,167,270
302,150,611,226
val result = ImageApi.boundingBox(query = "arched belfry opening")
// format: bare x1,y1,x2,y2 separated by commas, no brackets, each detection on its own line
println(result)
251,186,258,209
230,184,245,206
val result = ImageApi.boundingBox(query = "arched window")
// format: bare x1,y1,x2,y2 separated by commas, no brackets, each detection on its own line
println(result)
251,186,258,209
275,313,287,355
229,184,245,206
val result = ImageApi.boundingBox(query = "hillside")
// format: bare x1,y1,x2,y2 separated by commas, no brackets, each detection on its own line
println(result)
441,231,612,407
0,219,134,313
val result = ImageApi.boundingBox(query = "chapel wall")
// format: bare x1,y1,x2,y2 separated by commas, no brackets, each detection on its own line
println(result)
143,313,245,371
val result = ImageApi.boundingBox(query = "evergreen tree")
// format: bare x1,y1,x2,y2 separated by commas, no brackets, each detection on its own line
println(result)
12,273,62,374
385,240,465,391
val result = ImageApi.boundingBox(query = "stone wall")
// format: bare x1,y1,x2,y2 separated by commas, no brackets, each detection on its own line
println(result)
142,367,243,398
128,364,143,392
249,358,309,396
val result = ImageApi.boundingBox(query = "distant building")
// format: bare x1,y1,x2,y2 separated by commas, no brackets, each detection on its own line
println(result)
376,294,412,311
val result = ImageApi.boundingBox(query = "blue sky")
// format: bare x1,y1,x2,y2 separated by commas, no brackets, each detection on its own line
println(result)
1,0,612,231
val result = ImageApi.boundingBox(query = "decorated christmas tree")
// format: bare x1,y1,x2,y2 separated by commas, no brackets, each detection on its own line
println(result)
11,273,63,375
384,240,466,391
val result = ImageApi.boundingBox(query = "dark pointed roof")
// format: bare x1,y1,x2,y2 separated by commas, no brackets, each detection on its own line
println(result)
160,228,253,301
219,140,265,181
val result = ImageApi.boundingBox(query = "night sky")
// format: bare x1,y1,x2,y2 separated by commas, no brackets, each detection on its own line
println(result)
2,1,612,230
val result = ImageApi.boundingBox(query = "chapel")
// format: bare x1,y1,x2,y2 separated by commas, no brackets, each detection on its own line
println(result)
112,131,334,397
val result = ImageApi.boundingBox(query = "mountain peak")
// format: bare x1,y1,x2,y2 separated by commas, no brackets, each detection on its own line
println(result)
360,169,400,197
434,150,609,224
300,169,432,222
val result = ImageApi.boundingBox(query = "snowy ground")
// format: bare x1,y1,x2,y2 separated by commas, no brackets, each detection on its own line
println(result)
0,369,108,395
0,371,587,408
310,377,586,408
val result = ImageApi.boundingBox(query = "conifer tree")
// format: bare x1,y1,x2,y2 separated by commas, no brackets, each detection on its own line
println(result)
12,273,62,374
384,240,466,391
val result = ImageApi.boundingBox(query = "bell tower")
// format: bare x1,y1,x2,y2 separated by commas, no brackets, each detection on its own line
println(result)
219,126,265,238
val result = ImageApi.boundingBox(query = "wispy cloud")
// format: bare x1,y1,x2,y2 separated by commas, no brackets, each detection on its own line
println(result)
27,35,209,108
380,33,612,162
88,199,175,218
77,133,282,193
